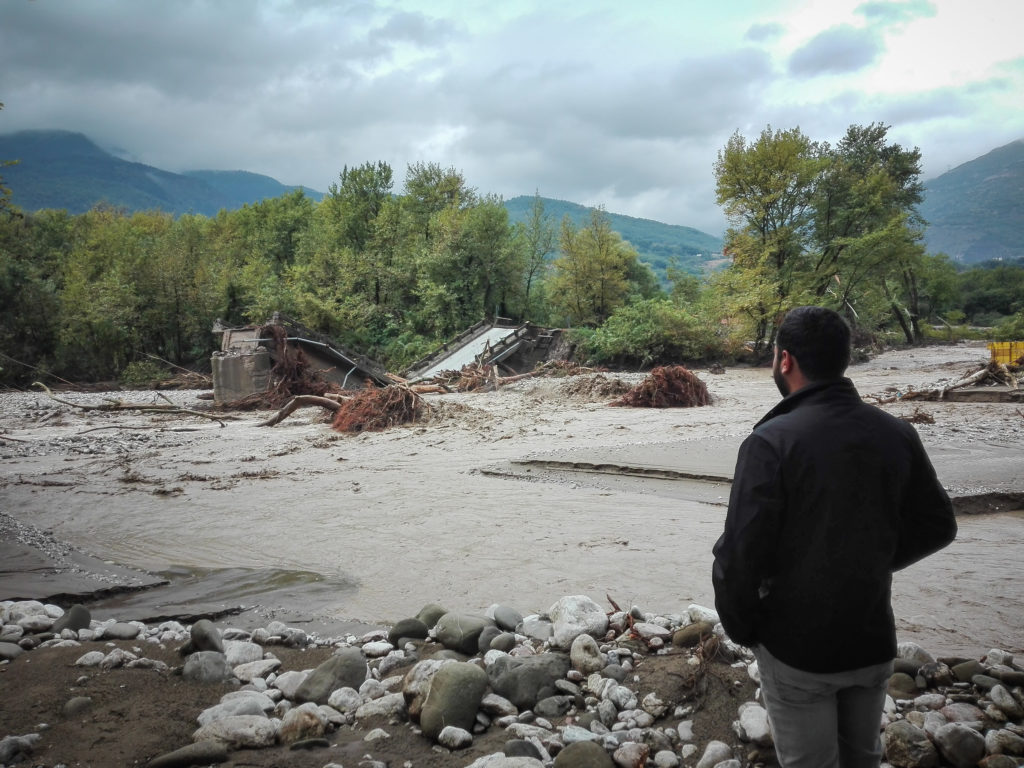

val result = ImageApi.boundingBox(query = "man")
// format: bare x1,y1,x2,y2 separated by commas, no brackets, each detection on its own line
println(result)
712,306,957,768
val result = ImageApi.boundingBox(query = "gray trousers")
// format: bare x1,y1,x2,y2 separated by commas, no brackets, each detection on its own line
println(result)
754,645,893,768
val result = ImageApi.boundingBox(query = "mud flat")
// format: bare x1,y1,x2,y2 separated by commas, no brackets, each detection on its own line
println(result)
1,340,1021,656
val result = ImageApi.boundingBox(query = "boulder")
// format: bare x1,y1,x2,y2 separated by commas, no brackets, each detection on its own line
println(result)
420,662,488,741
293,647,367,704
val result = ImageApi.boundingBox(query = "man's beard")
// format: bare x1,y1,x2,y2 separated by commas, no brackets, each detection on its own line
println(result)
772,359,790,397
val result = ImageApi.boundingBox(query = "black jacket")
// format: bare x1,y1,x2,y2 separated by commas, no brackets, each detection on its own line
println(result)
712,378,956,673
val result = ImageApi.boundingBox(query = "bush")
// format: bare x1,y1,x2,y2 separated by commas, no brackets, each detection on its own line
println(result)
119,360,165,388
580,298,727,367
993,311,1024,341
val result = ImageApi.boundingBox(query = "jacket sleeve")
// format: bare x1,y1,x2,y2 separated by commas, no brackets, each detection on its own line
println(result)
891,426,957,571
712,432,783,647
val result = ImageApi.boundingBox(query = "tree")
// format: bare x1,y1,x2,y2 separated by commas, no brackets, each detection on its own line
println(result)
714,126,822,352
548,208,638,326
513,192,555,321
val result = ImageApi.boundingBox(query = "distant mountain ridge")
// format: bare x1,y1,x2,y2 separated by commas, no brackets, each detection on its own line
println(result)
920,139,1024,263
0,129,323,216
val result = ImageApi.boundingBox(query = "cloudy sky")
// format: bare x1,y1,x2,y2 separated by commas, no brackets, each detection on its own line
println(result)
1,0,1021,236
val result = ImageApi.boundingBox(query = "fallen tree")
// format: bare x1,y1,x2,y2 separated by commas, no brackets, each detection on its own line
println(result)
609,365,711,408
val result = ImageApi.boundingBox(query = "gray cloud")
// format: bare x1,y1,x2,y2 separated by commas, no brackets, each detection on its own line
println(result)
0,1,1020,237
788,25,883,76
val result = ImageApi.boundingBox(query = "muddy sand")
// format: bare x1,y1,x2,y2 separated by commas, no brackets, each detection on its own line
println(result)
1,340,1021,656
1,340,1023,768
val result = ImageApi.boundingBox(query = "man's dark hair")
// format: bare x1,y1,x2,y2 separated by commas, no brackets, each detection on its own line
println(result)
776,306,851,381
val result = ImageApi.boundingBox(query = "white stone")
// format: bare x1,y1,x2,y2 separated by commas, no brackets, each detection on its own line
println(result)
220,690,276,713
548,595,608,649
75,651,105,667
197,698,269,726
438,725,473,749
362,640,393,657
896,641,935,665
359,678,387,699
480,693,517,717
17,614,54,632
364,727,390,742
686,604,719,624
570,633,606,674
327,687,362,713
271,669,309,700
223,640,263,667
677,720,694,741
695,740,732,768
233,658,281,683
653,749,680,768
354,692,406,719
192,715,279,748
737,703,772,746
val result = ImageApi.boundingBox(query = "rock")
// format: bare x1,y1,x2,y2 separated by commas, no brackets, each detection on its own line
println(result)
695,741,733,768
653,749,680,768
403,658,457,721
102,621,141,640
437,725,474,749
570,633,605,674
478,625,504,653
672,621,715,648
918,661,954,687
362,640,393,657
387,617,428,644
63,696,93,717
884,720,939,767
985,649,1014,667
420,662,488,740
736,702,772,746
198,697,269,726
952,659,985,682
74,650,105,667
897,641,935,665
520,615,554,642
193,714,278,748
354,692,406,719
182,651,231,683
434,612,493,655
933,722,986,768
6,600,44,623
191,619,224,653
941,701,986,724
0,734,40,765
327,686,362,712
492,604,524,632
220,690,276,713
985,728,1024,756
504,738,544,759
613,741,649,767
549,595,608,649
990,684,1024,718
887,672,919,699
278,702,327,744
554,740,614,767
0,624,23,642
0,641,24,661
416,602,447,628
535,695,574,718
487,652,572,709
233,657,281,682
980,756,1021,768
223,640,263,667
293,647,367,704
466,756,545,768
51,604,90,634
491,632,517,652
147,741,229,768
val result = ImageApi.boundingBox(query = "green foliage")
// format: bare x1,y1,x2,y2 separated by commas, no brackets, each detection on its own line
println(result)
993,310,1024,341
582,298,725,367
119,360,165,388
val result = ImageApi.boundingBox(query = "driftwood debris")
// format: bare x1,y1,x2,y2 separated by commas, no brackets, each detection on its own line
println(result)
258,394,348,427
32,382,227,426
418,360,600,394
332,385,427,433
609,365,711,408
867,361,1021,404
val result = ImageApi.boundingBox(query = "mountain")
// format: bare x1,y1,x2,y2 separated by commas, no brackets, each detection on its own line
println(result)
503,196,723,280
919,139,1024,264
0,129,323,215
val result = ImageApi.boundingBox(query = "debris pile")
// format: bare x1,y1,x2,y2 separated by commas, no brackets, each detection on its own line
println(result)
870,360,1022,403
416,360,604,394
225,325,338,410
609,365,712,408
332,385,426,433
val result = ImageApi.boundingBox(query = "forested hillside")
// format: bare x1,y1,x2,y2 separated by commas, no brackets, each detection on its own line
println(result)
919,139,1024,263
0,130,323,215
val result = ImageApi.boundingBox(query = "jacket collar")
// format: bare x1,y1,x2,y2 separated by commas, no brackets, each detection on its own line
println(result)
754,377,860,429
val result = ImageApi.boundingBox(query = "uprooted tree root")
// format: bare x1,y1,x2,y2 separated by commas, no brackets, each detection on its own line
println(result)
223,325,338,410
332,385,427,433
609,365,712,408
